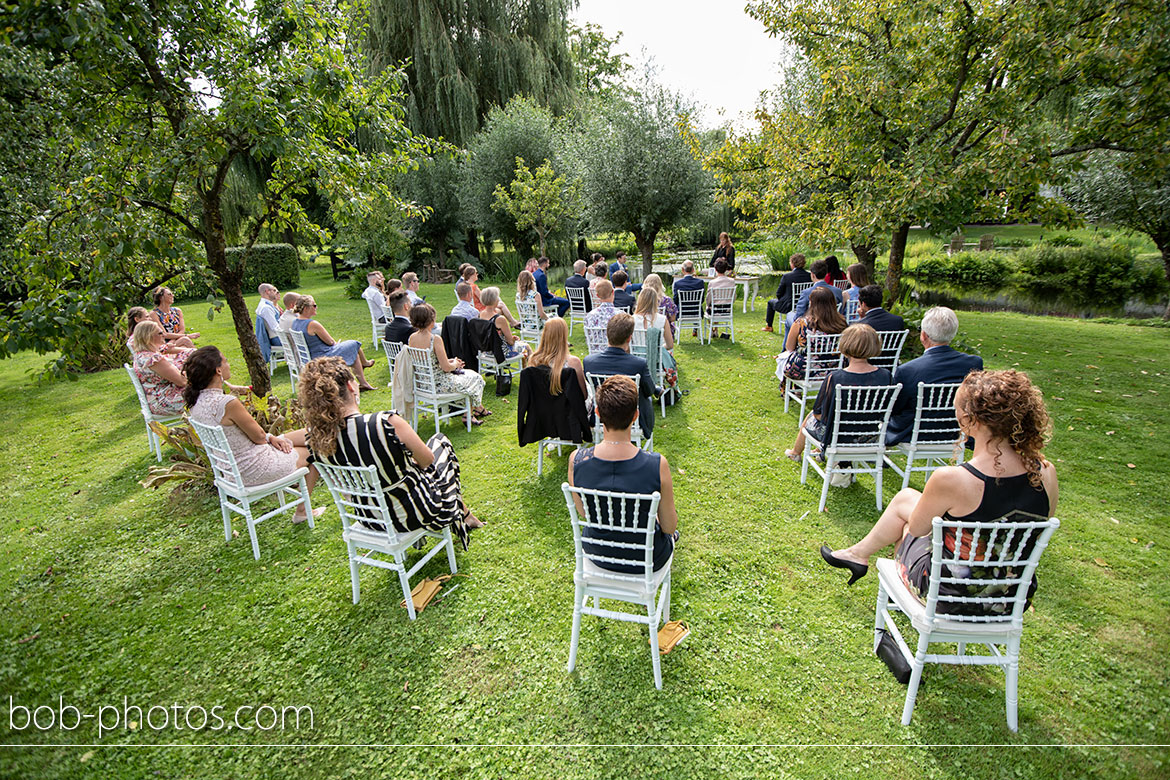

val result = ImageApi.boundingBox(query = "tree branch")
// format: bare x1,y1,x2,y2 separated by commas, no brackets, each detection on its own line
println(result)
133,198,203,238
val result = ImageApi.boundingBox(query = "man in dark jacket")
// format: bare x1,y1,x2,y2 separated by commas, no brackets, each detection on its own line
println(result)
382,291,414,344
582,313,661,440
763,253,811,332
857,285,906,332
612,271,637,310
564,259,592,312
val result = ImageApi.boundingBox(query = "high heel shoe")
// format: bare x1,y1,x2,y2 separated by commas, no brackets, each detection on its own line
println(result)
820,545,868,585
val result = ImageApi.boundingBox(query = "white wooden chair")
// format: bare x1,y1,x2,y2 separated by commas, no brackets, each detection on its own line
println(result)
704,285,737,343
188,419,314,560
844,297,861,324
833,279,851,290
561,483,672,689
288,328,314,374
675,288,705,344
872,329,910,375
790,281,814,311
883,382,966,490
800,382,901,511
584,325,609,356
631,326,669,417
366,303,384,352
124,363,183,461
515,298,543,344
875,514,1060,731
314,461,457,619
380,339,404,387
584,372,652,451
566,287,589,335
276,329,301,393
781,331,844,419
404,345,473,436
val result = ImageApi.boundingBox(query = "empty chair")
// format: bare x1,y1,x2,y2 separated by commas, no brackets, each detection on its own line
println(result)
978,233,995,251
189,418,314,560
872,329,910,375
675,288,705,344
124,363,183,461
883,382,965,490
705,285,737,343
947,235,966,255
565,286,589,336
875,515,1059,731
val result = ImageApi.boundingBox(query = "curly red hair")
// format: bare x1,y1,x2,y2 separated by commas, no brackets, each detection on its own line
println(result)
956,369,1051,488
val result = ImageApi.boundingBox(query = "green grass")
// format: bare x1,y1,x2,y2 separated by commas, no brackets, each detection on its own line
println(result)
2,264,1168,777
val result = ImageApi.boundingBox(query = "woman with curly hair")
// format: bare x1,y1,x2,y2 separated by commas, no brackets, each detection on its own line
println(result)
820,370,1058,602
298,357,481,548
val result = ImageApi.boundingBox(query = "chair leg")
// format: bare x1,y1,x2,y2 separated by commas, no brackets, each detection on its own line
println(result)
220,490,233,542
783,378,791,413
1006,636,1021,732
397,558,417,620
648,601,663,690
567,585,584,672
901,634,931,725
874,585,890,651
819,462,832,513
874,455,885,510
800,438,811,484
537,442,544,476
299,477,314,529
243,501,261,560
902,451,913,491
348,542,361,604
663,572,672,624
443,529,458,574
956,642,966,656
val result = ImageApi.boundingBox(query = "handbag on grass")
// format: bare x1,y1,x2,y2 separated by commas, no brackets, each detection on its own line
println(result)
495,370,512,396
875,628,912,684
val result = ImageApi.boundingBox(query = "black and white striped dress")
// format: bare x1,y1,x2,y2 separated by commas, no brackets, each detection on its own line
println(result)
310,411,470,550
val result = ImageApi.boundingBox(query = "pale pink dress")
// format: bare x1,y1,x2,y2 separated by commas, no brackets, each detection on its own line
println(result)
189,389,298,486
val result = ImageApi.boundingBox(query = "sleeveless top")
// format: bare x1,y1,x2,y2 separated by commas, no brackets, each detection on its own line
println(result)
154,307,181,333
572,447,672,574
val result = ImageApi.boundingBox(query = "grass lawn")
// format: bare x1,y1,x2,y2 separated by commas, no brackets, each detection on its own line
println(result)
1,263,1167,777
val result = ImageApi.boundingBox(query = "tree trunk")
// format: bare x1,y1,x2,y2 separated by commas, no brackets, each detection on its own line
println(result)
632,227,658,278
577,237,588,261
1160,239,1170,320
851,242,877,281
884,223,911,306
537,230,548,259
464,229,480,260
203,195,272,396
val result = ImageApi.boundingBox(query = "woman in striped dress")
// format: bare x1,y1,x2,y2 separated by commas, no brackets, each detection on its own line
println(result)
298,357,482,549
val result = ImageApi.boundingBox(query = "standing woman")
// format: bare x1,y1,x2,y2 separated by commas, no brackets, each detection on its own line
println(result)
299,357,481,549
711,232,736,272
290,295,378,391
150,286,201,343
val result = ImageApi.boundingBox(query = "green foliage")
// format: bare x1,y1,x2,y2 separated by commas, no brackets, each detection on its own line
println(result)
911,252,1013,287
1044,233,1083,248
1014,242,1167,309
492,158,580,257
400,155,467,264
999,237,1034,249
172,245,301,301
568,22,632,100
904,239,940,259
763,238,808,271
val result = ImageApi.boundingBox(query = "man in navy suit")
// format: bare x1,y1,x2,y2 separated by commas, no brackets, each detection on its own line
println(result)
856,284,906,332
564,259,592,312
611,270,636,310
608,251,641,293
885,306,983,444
672,259,705,304
382,291,414,344
786,259,843,329
533,256,569,316
583,313,661,440
763,253,811,332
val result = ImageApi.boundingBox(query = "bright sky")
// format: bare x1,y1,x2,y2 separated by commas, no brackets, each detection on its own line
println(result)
571,0,787,129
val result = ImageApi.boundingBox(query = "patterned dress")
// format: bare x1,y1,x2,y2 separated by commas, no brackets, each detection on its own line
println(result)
427,335,486,405
132,349,190,415
657,295,679,338
189,389,299,486
153,307,183,334
310,411,472,549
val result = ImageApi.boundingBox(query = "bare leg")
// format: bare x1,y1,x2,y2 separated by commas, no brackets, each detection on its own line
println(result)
292,449,321,520
358,346,373,368
837,487,923,564
351,359,375,389
787,413,814,459
498,301,519,327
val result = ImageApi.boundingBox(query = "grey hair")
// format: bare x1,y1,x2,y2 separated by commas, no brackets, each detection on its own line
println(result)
258,283,276,296
573,259,586,273
921,306,959,344
681,260,695,273
480,286,500,307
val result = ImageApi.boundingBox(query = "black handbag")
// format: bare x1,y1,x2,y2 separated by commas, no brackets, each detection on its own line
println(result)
495,370,512,397
875,628,912,685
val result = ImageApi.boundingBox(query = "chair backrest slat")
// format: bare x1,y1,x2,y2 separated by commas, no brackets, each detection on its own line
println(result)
676,288,704,322
566,286,588,317
844,298,860,324
124,364,152,415
833,279,850,290
314,461,409,546
405,346,440,397
585,325,609,355
562,483,662,587
188,419,246,491
829,383,901,447
908,382,963,447
288,329,313,368
791,281,814,310
804,332,844,382
872,329,909,373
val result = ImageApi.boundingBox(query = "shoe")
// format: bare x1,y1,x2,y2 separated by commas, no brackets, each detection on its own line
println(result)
720,333,730,340
820,545,868,585
783,448,801,463
829,471,854,488
292,506,327,524
761,326,773,332
691,329,699,337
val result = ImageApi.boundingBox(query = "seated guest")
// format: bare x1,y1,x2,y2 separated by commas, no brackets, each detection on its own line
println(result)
641,273,677,338
825,254,846,283
516,270,548,321
477,287,528,359
885,306,983,444
672,260,705,308
462,265,485,311
385,278,403,296
763,253,811,333
634,287,678,396
299,356,482,547
524,257,539,274
126,307,193,354
857,284,906,332
450,280,479,321
277,292,300,331
525,317,586,396
786,259,844,329
185,346,322,522
784,324,892,477
584,280,618,350
406,303,490,423
588,261,608,292
291,295,377,391
707,258,736,338
402,272,424,306
150,286,200,343
841,263,870,307
362,271,388,324
255,283,284,359
781,286,848,379
534,256,569,317
567,375,679,574
564,259,592,312
130,320,193,415
611,271,636,310
608,251,628,278
384,290,415,344
820,370,1058,602
583,313,661,440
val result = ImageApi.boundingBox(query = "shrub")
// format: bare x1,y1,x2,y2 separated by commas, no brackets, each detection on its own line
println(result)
1012,242,1163,309
999,237,1033,249
1043,233,1082,247
905,239,938,259
763,238,806,272
910,251,1012,286
171,244,300,300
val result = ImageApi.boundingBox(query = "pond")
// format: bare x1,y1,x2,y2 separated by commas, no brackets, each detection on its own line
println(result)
902,277,1165,319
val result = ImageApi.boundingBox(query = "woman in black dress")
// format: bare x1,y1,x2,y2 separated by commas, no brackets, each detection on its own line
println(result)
820,369,1059,600
299,357,482,549
710,232,735,271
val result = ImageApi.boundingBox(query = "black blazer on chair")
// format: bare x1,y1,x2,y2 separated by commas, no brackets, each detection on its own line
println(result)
517,366,590,446
440,315,478,372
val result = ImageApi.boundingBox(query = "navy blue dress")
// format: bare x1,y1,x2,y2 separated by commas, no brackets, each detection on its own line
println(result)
571,447,673,574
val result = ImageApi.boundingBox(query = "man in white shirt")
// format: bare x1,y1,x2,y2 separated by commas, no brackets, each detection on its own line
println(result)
451,281,479,320
362,271,388,323
277,292,300,331
254,283,283,359
402,272,424,306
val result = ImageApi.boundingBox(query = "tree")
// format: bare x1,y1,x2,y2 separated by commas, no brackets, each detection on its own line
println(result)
461,97,560,256
1064,152,1170,318
570,86,712,274
493,158,579,258
7,0,428,392
568,22,631,100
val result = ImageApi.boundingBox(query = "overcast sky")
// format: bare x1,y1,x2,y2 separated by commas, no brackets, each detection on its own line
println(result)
571,0,788,129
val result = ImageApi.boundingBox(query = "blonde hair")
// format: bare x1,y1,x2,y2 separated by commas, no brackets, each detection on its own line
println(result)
294,295,315,314
298,357,354,458
132,320,163,352
634,287,658,326
839,323,881,359
517,271,536,298
529,317,571,395
642,274,664,297
594,280,613,300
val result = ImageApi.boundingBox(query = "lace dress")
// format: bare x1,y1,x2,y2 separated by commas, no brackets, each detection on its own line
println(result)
426,334,485,405
189,389,299,486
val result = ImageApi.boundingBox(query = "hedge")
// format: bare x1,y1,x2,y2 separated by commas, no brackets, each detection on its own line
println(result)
170,244,300,301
